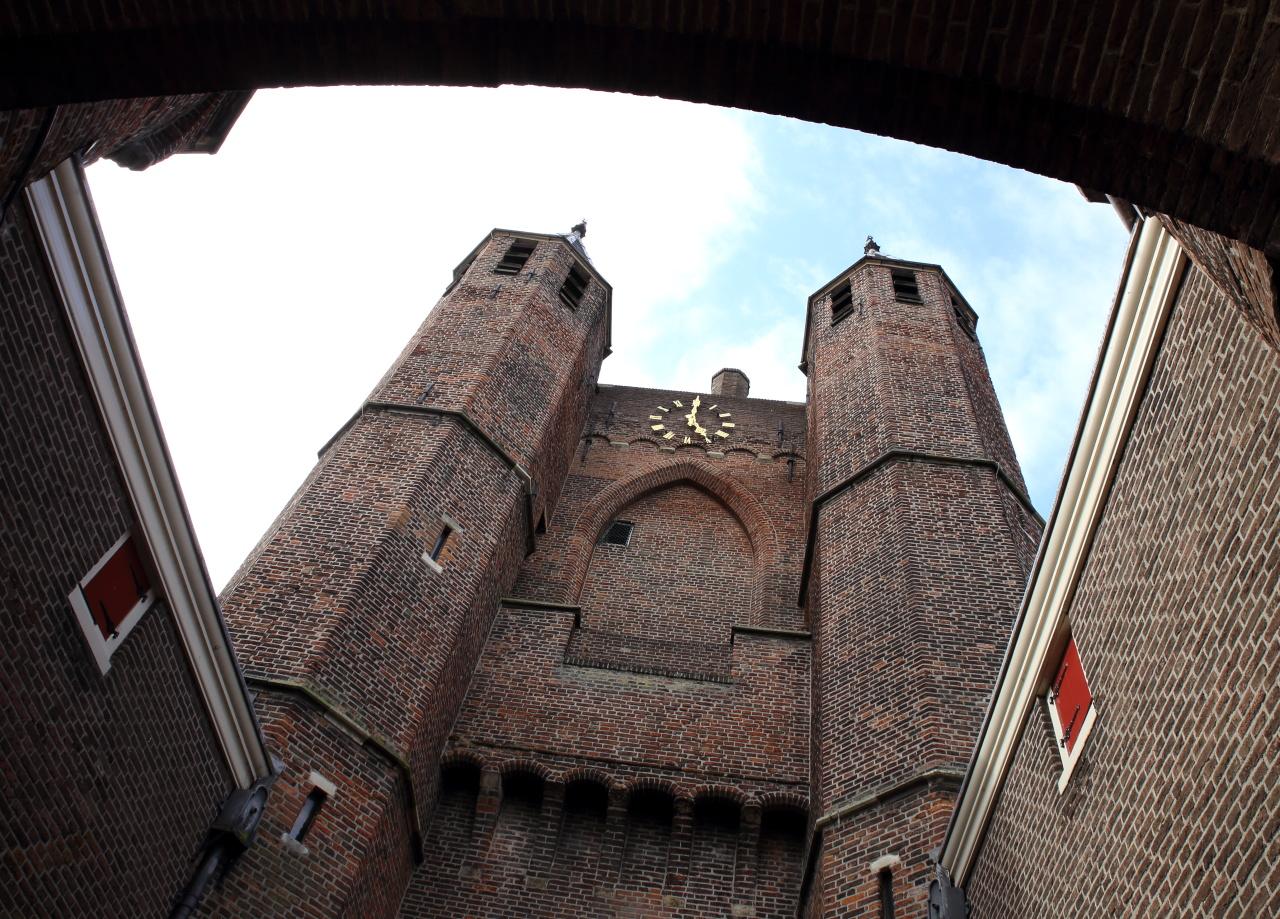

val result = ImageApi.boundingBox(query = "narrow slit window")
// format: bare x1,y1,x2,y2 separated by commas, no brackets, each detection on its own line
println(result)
831,281,854,324
288,787,327,843
430,524,455,564
599,520,634,547
494,239,536,275
890,268,922,304
878,869,895,919
559,264,589,309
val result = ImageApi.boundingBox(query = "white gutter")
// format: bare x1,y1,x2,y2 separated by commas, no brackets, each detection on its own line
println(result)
26,158,273,789
941,218,1186,881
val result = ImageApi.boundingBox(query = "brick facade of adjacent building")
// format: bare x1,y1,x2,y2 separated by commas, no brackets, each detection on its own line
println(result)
0,189,236,919
962,265,1280,917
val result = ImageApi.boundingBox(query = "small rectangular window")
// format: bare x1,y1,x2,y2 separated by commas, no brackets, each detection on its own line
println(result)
559,263,589,309
494,239,536,275
891,269,922,304
1046,635,1098,791
878,869,895,919
599,520,633,546
831,281,854,324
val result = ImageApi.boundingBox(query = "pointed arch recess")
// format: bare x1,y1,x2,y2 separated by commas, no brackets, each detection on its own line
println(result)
566,459,781,624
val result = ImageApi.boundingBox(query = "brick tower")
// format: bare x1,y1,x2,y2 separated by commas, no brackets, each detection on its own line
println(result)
207,227,611,915
801,240,1040,916
203,227,1034,918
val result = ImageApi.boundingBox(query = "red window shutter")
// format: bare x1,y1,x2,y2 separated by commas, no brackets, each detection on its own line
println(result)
1051,638,1092,753
82,537,151,640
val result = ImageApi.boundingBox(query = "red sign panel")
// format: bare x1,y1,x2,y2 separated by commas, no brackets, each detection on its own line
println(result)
1052,638,1092,753
81,537,151,640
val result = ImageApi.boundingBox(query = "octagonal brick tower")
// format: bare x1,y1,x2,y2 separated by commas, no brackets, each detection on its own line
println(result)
800,244,1041,918
210,228,610,918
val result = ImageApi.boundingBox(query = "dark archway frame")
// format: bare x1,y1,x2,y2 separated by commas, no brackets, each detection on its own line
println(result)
2,3,1279,260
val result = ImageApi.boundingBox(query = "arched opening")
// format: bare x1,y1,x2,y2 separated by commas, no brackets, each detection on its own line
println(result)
581,482,752,644
619,788,675,894
418,761,481,884
6,8,1278,252
488,771,545,873
757,806,808,917
688,796,743,914
551,780,610,885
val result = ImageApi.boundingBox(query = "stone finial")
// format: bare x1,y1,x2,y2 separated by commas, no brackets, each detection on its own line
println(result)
864,235,881,257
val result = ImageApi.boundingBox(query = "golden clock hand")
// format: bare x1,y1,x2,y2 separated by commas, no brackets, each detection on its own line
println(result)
686,395,702,429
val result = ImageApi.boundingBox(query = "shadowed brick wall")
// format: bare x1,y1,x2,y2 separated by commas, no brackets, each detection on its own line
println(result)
1,93,249,205
0,201,233,918
4,4,1280,260
964,266,1280,916
804,257,1038,917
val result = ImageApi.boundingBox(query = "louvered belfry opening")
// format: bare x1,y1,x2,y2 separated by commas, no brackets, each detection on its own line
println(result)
494,239,536,275
890,268,922,303
559,263,589,308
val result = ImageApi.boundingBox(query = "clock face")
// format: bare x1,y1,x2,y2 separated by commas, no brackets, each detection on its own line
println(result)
647,396,736,444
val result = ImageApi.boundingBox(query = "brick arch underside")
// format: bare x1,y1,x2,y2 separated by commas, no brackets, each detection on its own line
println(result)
567,460,782,626
6,5,1280,258
404,755,810,919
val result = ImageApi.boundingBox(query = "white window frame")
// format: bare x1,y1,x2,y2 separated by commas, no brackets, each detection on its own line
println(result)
67,531,158,674
1044,639,1099,792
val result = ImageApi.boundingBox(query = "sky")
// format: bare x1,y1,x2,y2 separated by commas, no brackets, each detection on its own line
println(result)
88,86,1132,589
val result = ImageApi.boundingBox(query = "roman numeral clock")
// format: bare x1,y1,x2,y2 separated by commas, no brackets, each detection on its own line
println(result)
648,396,736,444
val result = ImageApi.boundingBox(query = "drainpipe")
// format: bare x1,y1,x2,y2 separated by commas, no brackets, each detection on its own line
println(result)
926,849,969,919
169,771,277,918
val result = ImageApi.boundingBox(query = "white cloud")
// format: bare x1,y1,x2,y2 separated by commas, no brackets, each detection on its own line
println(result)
669,320,805,403
88,86,763,588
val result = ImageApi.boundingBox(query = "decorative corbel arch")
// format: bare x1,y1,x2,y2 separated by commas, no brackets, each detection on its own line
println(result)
691,783,752,808
625,775,681,802
560,765,615,791
497,757,555,783
565,459,782,623
757,790,810,817
440,748,488,773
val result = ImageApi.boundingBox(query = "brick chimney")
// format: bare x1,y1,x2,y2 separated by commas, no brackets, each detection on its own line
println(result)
710,368,750,398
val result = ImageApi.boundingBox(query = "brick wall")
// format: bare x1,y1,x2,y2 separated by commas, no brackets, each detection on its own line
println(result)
401,379,812,915
216,231,608,917
805,257,1037,917
576,482,752,651
1160,215,1280,352
0,202,233,917
1,94,245,201
516,385,809,631
5,6,1280,256
964,267,1280,915
402,760,809,918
